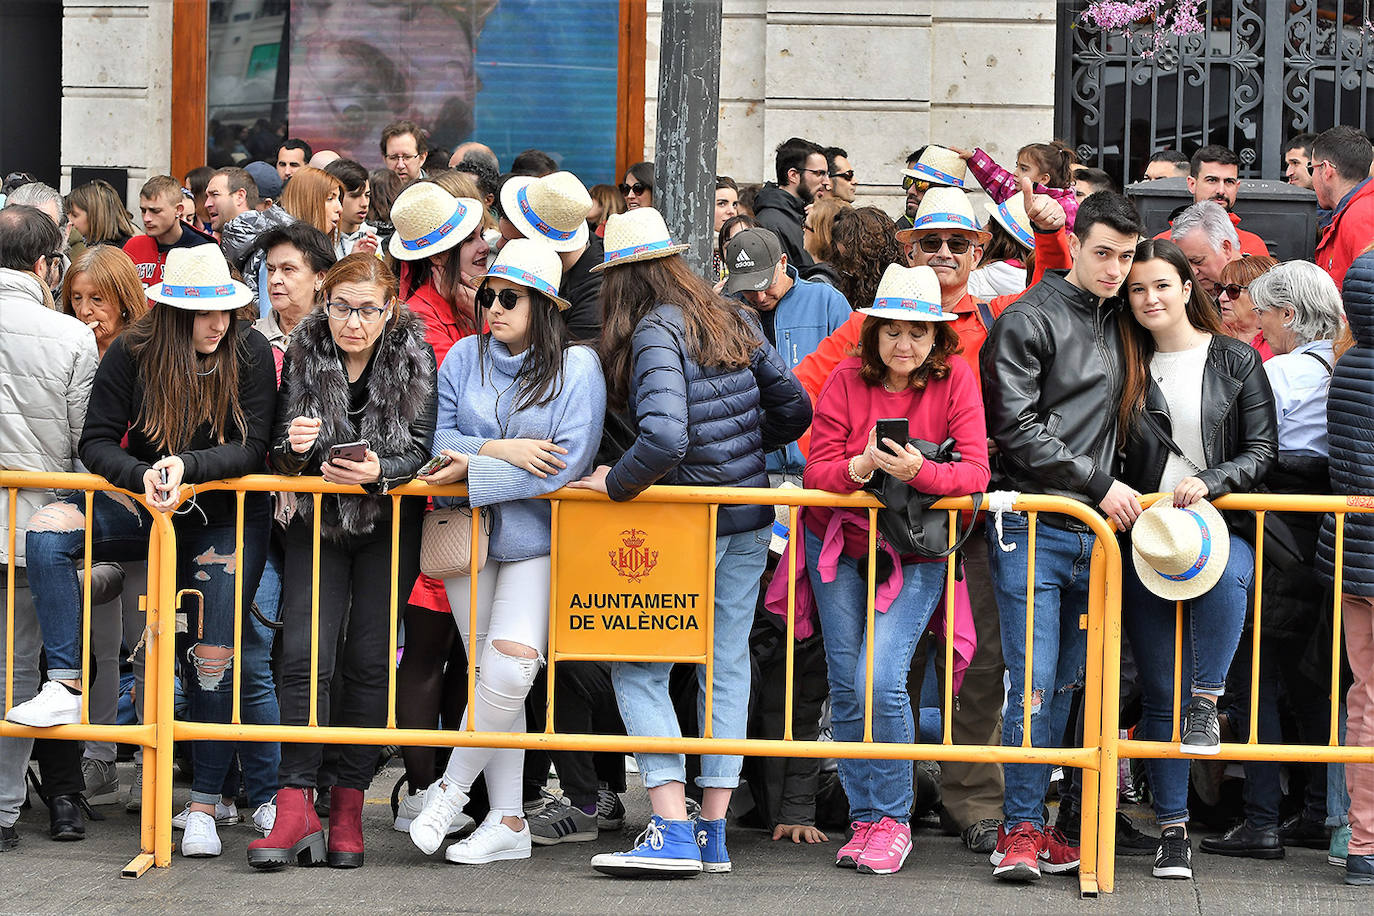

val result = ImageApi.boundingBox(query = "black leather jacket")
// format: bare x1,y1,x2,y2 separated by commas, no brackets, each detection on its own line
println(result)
982,270,1124,508
1121,334,1277,497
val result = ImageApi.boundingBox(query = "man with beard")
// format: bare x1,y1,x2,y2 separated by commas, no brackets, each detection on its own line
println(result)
753,137,829,269
1156,145,1269,257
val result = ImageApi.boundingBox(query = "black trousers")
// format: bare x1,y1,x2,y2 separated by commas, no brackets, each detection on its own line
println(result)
277,510,420,791
523,662,627,809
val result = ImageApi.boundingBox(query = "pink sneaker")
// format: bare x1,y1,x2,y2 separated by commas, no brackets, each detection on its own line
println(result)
855,817,912,875
835,820,875,868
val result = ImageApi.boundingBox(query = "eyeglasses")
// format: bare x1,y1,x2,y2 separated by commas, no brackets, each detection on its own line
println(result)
799,168,829,179
385,153,421,164
1307,159,1331,175
902,176,933,192
476,286,527,311
619,182,648,196
1220,283,1248,300
829,170,855,182
326,301,388,323
916,235,974,255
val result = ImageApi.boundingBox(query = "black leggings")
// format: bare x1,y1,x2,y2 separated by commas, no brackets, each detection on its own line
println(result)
396,604,470,788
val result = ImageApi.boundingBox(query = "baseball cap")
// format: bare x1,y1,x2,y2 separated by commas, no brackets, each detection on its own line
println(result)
723,228,784,294
245,160,283,203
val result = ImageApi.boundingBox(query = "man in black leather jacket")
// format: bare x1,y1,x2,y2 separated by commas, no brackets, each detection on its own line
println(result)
978,192,1146,882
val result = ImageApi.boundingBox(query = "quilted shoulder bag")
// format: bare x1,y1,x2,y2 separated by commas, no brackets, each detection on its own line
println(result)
420,505,491,579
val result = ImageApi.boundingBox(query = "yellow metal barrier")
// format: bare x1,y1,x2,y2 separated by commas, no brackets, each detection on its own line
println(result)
3,470,1117,895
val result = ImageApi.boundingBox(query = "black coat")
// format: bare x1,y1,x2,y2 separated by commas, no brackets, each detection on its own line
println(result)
1120,334,1277,498
560,235,604,344
1319,252,1374,594
752,183,814,271
606,304,812,535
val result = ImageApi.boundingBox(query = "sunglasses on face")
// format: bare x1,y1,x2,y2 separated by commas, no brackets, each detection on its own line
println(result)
619,182,648,196
1221,283,1248,300
902,176,932,192
830,170,855,182
916,235,974,255
476,286,526,311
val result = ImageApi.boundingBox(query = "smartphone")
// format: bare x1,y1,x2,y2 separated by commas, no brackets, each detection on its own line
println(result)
158,467,169,487
328,440,369,463
418,454,453,477
875,418,909,455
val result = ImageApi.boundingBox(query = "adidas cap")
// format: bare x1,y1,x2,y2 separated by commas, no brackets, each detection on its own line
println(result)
723,227,784,295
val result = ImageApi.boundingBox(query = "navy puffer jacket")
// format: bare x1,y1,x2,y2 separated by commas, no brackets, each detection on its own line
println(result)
606,303,812,535
1318,251,1374,595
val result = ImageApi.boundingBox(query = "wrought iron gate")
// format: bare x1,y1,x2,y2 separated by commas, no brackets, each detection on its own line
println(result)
1055,0,1374,183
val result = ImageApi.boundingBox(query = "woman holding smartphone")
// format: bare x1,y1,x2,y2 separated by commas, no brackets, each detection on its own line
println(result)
248,253,436,871
802,263,989,876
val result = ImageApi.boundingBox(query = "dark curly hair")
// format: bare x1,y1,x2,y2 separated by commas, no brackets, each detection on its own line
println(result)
856,318,960,392
829,206,905,310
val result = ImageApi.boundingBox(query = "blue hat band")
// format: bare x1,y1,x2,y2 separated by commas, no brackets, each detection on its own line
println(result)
871,296,943,318
160,283,237,299
913,211,978,232
486,263,559,299
1157,508,1213,582
400,202,468,251
604,238,676,263
516,185,577,241
912,163,965,187
996,201,1035,248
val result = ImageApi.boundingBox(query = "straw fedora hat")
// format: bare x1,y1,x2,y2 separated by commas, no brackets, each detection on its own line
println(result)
146,246,252,310
858,263,957,322
478,238,571,311
500,172,591,253
590,207,689,272
896,187,992,245
901,145,967,189
1131,498,1230,601
388,182,483,261
986,195,1035,250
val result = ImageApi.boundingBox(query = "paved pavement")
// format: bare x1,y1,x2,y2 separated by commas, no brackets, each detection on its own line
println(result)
0,759,1364,915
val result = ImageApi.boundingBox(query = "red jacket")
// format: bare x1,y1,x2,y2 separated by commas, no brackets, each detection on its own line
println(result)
1316,178,1374,291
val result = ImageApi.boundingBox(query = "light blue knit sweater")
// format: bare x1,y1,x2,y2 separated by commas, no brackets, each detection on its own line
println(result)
433,335,606,562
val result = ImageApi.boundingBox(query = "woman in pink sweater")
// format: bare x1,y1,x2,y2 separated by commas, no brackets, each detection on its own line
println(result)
803,264,989,876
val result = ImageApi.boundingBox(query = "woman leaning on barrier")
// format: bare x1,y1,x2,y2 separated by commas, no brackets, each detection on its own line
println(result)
800,264,989,877
568,207,812,878
7,246,278,860
1115,238,1277,882
1317,248,1374,887
404,239,606,865
247,252,436,871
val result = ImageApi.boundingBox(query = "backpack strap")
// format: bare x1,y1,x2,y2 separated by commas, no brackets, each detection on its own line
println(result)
1305,349,1333,374
973,299,996,333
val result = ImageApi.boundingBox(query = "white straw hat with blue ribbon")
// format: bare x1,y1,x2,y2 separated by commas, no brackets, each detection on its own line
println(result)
477,238,571,311
900,145,967,189
388,182,484,261
500,172,591,253
1131,498,1230,601
145,246,252,310
986,194,1036,251
590,207,689,272
858,263,957,322
896,187,993,245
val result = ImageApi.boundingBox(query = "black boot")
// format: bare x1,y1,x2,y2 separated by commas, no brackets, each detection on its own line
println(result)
48,794,86,841
1200,822,1284,859
1,823,17,850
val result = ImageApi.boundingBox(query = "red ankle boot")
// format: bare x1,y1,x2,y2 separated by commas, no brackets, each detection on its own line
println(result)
328,786,365,868
247,787,325,869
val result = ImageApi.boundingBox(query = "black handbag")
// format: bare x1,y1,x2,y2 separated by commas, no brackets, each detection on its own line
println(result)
863,437,982,561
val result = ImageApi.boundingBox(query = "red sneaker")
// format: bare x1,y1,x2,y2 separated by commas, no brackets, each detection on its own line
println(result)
835,821,875,869
1040,826,1081,874
990,821,1044,881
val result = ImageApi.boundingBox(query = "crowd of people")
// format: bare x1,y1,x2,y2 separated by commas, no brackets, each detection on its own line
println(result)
2,116,1374,889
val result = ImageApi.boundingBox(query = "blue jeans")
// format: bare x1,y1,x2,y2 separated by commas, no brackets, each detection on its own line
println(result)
987,514,1093,829
25,491,270,805
1122,531,1253,825
805,529,945,823
613,525,769,789
235,540,283,807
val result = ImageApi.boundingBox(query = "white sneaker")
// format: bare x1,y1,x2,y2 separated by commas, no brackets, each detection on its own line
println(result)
252,798,276,835
444,812,531,864
409,780,469,855
172,799,240,830
180,810,222,857
5,681,81,727
395,784,474,836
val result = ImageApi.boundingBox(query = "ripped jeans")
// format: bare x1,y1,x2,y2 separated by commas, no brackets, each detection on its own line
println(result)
26,491,270,805
986,513,1092,829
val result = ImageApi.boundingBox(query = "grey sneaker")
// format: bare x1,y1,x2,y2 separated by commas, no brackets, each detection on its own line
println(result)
597,784,626,830
962,818,1001,854
1181,696,1221,755
81,758,120,806
528,797,599,845
125,763,141,812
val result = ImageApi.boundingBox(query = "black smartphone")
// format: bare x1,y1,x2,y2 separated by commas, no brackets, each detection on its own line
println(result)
328,440,368,463
418,454,453,477
875,418,909,455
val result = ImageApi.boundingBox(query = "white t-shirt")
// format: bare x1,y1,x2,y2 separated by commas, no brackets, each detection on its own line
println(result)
1150,339,1210,491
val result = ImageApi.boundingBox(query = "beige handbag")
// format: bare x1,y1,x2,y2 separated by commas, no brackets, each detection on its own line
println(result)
420,505,489,579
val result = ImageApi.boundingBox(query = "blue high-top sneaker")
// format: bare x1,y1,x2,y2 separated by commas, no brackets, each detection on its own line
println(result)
591,814,701,878
1347,852,1374,886
695,817,731,873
